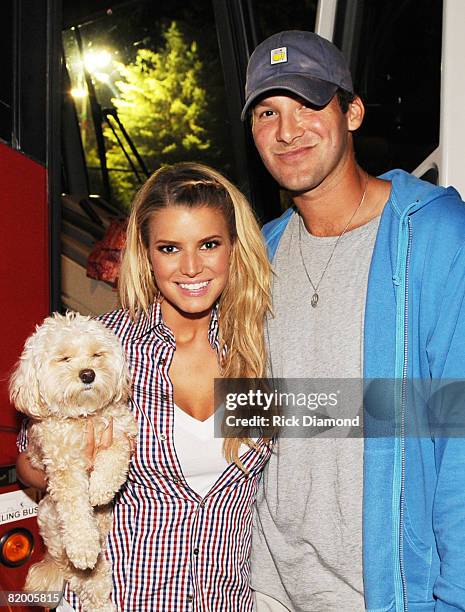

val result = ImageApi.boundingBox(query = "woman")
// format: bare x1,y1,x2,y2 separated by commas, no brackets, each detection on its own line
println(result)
17,162,272,610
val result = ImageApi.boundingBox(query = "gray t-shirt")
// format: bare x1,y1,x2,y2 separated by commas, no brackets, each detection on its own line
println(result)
251,212,380,612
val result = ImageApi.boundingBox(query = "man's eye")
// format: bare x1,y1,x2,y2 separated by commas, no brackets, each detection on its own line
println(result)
259,109,275,118
254,108,275,120
159,245,179,254
201,241,219,250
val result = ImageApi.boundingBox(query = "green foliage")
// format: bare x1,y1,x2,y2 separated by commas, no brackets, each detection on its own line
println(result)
105,22,212,209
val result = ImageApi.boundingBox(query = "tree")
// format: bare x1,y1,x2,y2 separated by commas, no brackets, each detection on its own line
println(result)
105,22,211,209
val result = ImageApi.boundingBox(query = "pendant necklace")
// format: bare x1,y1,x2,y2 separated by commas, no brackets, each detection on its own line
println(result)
298,173,368,308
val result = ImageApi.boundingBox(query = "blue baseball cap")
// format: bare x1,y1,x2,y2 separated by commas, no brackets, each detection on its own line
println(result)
241,30,353,120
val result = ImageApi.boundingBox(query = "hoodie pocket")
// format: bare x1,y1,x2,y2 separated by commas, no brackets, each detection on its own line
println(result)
403,502,433,602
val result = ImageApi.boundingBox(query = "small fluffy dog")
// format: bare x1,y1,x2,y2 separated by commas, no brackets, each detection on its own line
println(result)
10,312,138,611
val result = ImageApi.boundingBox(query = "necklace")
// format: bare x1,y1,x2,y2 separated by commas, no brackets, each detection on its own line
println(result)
298,174,368,308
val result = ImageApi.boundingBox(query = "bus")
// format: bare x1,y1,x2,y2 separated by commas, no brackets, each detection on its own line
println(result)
1,0,463,607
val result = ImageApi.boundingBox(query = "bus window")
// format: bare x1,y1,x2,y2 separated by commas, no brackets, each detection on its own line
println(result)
63,0,236,213
0,0,13,144
253,0,317,41
333,0,442,178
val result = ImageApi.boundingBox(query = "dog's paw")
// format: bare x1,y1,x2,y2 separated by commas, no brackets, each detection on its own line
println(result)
92,601,117,612
88,479,116,507
65,537,101,570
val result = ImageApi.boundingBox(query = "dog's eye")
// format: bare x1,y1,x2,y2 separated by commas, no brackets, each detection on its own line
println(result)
93,352,103,358
58,356,71,362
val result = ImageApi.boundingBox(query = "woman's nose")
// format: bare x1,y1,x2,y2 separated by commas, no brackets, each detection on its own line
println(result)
180,251,203,276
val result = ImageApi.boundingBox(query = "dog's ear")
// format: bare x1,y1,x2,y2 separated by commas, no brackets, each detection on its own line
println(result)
114,352,131,403
107,336,131,403
9,344,47,418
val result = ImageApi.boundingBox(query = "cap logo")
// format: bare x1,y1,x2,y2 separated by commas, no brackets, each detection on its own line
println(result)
270,47,287,65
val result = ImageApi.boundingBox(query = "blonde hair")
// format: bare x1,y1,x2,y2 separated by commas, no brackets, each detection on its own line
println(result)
119,162,271,466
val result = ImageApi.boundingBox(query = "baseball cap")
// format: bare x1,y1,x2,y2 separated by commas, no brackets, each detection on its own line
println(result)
241,30,353,120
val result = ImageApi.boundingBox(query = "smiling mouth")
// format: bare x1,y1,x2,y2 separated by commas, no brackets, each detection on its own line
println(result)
177,281,210,290
277,146,314,158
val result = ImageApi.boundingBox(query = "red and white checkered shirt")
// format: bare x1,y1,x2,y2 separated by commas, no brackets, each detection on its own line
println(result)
19,303,271,611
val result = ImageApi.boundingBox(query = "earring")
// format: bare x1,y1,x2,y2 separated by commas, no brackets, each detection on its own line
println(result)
149,266,162,303
155,287,164,303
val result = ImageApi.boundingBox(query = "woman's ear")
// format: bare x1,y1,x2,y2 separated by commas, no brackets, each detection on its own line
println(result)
347,95,365,132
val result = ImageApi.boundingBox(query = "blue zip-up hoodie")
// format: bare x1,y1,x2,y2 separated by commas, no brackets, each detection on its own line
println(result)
262,169,465,611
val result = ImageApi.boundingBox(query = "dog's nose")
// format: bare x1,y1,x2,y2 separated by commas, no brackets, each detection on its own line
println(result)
79,369,95,384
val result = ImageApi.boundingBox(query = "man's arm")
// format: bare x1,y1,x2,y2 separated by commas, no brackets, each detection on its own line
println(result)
432,437,465,611
427,243,465,610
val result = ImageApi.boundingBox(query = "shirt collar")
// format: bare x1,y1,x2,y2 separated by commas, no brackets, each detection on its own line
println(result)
208,303,220,351
132,301,164,340
133,301,220,350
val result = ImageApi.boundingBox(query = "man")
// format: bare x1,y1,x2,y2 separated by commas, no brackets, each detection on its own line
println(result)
242,31,465,611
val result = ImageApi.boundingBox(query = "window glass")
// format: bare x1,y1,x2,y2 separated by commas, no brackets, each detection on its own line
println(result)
334,0,442,176
253,0,317,41
63,0,235,212
0,1,13,144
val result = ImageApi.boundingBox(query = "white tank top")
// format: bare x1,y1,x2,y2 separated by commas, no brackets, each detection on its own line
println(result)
173,404,250,497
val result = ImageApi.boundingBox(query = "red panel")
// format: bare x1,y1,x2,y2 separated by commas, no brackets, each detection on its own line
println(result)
0,143,49,434
0,144,49,599
0,433,45,599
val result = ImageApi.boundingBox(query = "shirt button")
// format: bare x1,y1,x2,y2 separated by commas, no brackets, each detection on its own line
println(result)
159,358,166,365
159,433,167,441
199,500,205,507
161,394,169,402
187,594,193,602
172,478,179,484
193,548,199,556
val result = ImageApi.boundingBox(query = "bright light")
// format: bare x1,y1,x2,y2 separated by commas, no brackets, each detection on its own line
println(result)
84,50,112,74
70,87,87,98
94,71,110,83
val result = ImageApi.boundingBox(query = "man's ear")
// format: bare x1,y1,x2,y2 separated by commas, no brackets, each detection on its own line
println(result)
347,95,364,132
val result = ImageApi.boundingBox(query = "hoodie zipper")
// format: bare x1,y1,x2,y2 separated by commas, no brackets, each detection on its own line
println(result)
392,209,415,612
399,216,412,611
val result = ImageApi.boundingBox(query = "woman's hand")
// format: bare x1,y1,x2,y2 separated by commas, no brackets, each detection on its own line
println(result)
85,418,114,471
16,418,115,489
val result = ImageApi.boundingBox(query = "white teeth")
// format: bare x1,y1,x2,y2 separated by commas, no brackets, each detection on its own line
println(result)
179,281,209,290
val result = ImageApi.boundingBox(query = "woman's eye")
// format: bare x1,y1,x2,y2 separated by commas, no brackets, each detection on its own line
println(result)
159,245,179,254
201,241,219,250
